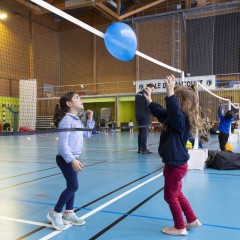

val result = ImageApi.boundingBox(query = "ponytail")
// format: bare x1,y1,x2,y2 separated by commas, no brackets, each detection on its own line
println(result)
53,92,77,128
53,103,65,128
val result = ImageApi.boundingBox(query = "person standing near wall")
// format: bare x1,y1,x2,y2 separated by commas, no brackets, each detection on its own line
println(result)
218,102,235,151
135,83,155,154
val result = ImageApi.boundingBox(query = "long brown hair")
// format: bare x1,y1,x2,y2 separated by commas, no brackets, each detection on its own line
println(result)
174,84,203,135
53,92,77,128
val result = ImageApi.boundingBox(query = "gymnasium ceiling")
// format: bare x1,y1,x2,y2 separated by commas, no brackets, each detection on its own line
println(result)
15,0,174,23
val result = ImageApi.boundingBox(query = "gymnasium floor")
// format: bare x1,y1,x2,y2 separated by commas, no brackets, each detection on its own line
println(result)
0,131,240,240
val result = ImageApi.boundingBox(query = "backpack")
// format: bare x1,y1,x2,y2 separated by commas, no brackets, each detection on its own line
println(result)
206,150,240,170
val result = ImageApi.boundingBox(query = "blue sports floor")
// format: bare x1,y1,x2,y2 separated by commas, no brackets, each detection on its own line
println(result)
0,132,240,240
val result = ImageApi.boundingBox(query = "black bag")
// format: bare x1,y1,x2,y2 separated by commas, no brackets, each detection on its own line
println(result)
206,150,240,170
3,123,10,132
209,127,218,134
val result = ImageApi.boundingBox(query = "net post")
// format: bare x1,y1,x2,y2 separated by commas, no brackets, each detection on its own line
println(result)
228,100,232,137
228,101,231,111
181,71,185,83
193,81,199,150
193,129,199,150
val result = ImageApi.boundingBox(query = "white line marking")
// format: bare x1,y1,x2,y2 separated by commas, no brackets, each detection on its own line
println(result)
0,216,53,228
40,172,163,240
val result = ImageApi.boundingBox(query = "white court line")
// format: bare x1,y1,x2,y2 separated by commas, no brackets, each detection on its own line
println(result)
0,216,53,228
40,172,163,240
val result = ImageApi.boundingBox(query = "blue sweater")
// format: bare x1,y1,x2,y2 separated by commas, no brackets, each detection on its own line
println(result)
148,95,190,166
218,106,234,134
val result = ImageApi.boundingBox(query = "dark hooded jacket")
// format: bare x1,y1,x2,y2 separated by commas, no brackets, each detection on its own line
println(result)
148,95,190,166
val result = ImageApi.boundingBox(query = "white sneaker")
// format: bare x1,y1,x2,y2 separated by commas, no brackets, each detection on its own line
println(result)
162,226,188,236
47,209,66,231
186,219,202,229
63,212,85,226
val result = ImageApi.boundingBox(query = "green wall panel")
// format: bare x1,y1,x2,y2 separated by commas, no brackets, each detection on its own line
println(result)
0,97,19,131
83,102,115,123
83,97,115,103
83,95,136,129
118,96,135,101
117,100,136,130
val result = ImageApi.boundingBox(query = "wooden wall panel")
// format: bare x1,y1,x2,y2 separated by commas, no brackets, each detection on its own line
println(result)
33,23,59,97
60,28,94,88
0,0,238,101
137,17,182,80
0,13,31,81
95,24,136,94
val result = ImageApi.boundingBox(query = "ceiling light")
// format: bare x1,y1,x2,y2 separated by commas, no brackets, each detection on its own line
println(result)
0,11,7,20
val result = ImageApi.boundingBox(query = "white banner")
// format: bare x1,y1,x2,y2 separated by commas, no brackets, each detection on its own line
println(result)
136,75,215,93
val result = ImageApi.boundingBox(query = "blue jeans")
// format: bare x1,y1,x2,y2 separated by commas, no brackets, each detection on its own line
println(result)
54,155,79,213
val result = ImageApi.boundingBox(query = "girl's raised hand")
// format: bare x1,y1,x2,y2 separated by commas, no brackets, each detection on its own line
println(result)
164,74,175,97
143,88,153,104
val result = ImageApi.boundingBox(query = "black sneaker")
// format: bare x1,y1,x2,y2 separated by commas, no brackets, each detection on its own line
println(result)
137,148,142,153
142,149,152,154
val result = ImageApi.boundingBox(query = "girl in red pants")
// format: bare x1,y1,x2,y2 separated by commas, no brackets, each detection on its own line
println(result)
144,75,202,236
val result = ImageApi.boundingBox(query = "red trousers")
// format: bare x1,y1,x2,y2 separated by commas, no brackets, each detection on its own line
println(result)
163,163,197,229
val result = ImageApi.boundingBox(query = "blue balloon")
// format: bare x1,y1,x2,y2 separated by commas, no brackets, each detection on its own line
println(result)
104,22,137,61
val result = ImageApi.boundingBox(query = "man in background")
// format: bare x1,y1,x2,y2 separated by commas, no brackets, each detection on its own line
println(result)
135,83,155,154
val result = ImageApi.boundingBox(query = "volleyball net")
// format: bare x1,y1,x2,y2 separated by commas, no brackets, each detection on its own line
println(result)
0,0,239,135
